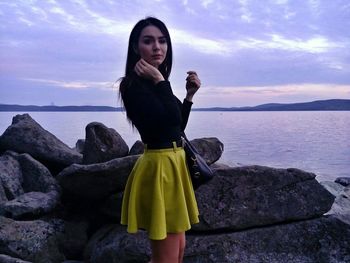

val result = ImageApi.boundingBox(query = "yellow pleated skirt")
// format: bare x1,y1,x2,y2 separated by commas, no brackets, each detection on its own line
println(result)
121,144,199,240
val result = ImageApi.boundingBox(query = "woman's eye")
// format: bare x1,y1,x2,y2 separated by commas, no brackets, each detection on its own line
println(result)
143,39,151,44
159,39,167,44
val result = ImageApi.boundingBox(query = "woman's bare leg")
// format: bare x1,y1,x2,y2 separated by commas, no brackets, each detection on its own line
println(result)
178,232,186,263
149,232,185,263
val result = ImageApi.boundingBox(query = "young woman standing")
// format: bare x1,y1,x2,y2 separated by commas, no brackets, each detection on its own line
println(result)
120,17,201,263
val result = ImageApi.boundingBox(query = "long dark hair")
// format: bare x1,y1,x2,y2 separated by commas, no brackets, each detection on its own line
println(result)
119,17,173,97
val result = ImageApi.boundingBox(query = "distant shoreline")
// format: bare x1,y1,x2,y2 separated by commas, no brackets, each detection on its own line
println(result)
1,99,350,112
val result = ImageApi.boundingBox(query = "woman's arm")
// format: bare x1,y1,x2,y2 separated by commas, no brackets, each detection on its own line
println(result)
123,79,181,127
180,71,201,131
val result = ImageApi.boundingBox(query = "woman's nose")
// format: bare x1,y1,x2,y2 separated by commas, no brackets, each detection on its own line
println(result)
153,41,160,50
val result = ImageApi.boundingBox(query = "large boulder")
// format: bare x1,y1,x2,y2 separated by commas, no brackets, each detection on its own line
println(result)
0,254,31,263
99,192,123,221
320,181,345,197
128,140,144,156
84,215,350,263
190,137,224,164
74,139,85,154
0,216,88,263
0,151,61,219
84,224,150,263
57,155,139,200
0,216,65,263
0,114,82,173
325,185,350,224
193,165,334,231
83,122,129,164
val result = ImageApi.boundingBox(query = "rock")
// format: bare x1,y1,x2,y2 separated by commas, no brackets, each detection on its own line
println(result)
320,181,345,197
99,192,123,220
326,186,350,224
57,155,139,200
83,224,151,263
129,140,144,155
0,254,31,263
335,177,350,186
84,215,350,263
190,137,224,164
0,151,61,219
210,162,231,170
0,114,82,173
74,139,85,154
0,216,88,263
83,122,129,164
0,216,66,263
57,220,89,260
193,165,335,231
0,191,60,219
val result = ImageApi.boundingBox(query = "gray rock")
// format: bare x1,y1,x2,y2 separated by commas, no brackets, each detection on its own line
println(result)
74,139,85,154
189,137,224,165
83,122,129,164
129,140,144,155
0,191,60,219
0,254,31,263
0,216,88,263
335,177,350,186
99,192,123,220
83,224,151,263
210,162,231,170
0,151,61,219
320,181,345,197
57,220,89,260
193,165,335,231
326,186,350,224
57,155,139,200
0,114,82,172
84,215,350,263
0,216,65,263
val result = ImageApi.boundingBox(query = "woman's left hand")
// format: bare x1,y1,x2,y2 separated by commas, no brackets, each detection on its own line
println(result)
185,71,201,102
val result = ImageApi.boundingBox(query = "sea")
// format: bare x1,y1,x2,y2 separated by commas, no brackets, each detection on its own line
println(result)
1,111,349,182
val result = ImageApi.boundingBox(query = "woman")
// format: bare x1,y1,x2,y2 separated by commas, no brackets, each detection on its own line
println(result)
120,17,201,263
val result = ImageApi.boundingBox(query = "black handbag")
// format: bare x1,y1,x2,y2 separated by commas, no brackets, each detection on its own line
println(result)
182,133,214,189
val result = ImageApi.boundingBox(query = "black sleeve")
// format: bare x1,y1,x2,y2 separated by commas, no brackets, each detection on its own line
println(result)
176,97,193,131
123,80,182,126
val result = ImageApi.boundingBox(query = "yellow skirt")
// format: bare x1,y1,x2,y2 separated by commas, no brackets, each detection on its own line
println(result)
120,144,199,240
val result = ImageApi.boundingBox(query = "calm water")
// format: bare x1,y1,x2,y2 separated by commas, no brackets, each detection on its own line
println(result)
1,111,349,182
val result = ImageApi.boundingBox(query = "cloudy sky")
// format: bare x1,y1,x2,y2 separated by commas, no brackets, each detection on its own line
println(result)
1,0,350,107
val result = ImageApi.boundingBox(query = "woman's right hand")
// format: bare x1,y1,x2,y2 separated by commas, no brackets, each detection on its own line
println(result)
134,59,165,84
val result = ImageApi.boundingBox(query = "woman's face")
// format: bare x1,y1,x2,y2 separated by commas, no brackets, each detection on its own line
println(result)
137,25,168,68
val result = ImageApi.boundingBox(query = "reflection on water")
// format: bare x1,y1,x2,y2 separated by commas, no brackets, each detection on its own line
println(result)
1,111,349,182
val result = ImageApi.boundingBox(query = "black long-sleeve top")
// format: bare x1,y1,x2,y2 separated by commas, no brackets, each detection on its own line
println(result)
122,75,192,144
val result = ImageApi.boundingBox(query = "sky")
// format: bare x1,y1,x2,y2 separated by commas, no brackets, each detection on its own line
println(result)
1,0,350,107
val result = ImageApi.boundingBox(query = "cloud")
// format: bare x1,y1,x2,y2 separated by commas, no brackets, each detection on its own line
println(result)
23,78,114,90
1,0,349,107
236,34,342,53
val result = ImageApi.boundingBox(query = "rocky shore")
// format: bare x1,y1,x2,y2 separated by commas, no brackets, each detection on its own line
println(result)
0,114,349,263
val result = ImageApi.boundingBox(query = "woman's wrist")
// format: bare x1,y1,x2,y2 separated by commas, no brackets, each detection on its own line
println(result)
185,94,193,102
153,74,165,84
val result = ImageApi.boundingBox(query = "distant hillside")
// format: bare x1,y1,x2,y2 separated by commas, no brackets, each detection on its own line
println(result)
193,99,350,111
0,99,349,112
